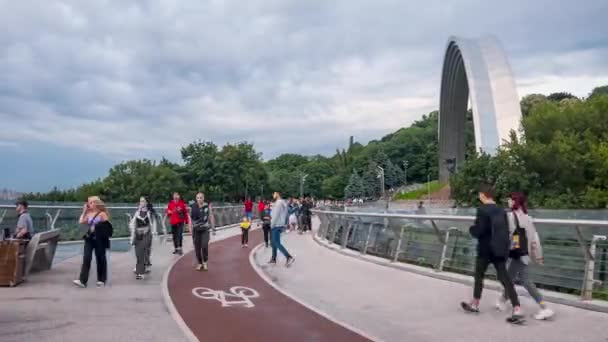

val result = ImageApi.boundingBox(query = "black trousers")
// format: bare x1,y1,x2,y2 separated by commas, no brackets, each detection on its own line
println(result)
79,237,107,285
262,226,271,246
474,256,520,307
193,229,210,264
171,223,184,249
241,228,249,244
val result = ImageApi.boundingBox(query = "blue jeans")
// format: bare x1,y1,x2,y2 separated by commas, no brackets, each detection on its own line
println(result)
271,226,290,260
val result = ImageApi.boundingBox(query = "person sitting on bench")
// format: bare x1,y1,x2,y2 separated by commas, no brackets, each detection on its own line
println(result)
13,199,34,241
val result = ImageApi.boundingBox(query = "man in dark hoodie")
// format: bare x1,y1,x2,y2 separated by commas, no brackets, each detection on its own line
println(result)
461,184,523,322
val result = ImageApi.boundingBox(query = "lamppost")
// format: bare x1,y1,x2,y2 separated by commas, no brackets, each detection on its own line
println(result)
377,166,388,210
300,174,308,199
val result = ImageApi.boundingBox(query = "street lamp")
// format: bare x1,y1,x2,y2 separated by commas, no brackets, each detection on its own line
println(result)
300,174,309,199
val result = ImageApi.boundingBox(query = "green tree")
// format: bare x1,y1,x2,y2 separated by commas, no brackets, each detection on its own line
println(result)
344,171,365,199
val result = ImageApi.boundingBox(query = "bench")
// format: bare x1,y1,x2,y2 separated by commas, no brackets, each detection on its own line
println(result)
24,229,60,276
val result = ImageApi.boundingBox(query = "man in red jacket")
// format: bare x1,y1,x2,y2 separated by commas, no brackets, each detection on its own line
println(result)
166,192,190,255
244,197,253,221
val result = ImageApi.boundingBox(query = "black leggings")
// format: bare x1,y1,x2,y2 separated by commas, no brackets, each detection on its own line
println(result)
262,226,271,246
474,256,520,307
193,229,210,264
79,237,107,285
241,228,249,245
171,223,184,249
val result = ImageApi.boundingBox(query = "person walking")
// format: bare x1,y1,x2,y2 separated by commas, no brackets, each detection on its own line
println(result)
268,192,295,267
244,197,253,221
188,192,215,271
495,192,555,320
240,217,251,248
262,208,272,248
300,196,313,233
73,196,113,288
166,192,189,255
258,200,266,227
461,184,523,324
129,197,157,280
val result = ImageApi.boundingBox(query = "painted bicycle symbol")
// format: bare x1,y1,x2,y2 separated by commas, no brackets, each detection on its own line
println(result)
192,286,260,308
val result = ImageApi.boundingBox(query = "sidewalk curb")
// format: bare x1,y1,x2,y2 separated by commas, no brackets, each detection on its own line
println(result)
249,243,385,342
312,233,608,314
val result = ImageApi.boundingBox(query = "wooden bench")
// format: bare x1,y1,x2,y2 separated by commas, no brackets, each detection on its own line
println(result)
24,229,60,276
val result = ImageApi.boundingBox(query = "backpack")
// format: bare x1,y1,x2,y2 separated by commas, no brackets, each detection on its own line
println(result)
490,210,511,258
509,213,529,259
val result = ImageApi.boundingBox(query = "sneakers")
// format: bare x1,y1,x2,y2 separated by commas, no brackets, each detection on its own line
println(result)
241,245,246,248
286,256,295,267
267,259,277,265
202,262,208,271
245,244,248,248
461,301,480,313
195,264,203,271
534,308,555,320
495,297,507,311
72,279,86,288
136,274,144,280
512,306,524,319
172,250,178,255
96,281,105,288
177,248,183,255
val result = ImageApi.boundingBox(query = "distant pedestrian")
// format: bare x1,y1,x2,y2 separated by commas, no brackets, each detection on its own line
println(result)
166,192,189,255
461,184,524,324
129,197,157,280
73,196,113,288
240,217,251,248
495,192,554,320
262,209,271,248
268,192,295,267
188,192,215,271
258,200,266,225
300,196,313,233
244,197,253,221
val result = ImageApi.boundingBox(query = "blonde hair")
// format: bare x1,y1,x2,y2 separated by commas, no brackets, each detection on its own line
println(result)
88,196,110,219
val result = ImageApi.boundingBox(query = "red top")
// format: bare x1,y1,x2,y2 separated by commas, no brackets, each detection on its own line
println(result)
244,199,253,212
166,199,190,225
258,201,265,212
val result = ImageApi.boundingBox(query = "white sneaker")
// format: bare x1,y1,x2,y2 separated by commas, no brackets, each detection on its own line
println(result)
96,281,105,287
534,308,555,320
495,297,507,311
72,279,86,288
136,274,144,280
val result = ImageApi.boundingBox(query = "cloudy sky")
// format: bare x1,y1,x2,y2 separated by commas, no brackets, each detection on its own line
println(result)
1,0,607,192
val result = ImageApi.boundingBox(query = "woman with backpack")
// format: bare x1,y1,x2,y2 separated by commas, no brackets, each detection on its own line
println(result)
496,192,555,320
129,197,157,280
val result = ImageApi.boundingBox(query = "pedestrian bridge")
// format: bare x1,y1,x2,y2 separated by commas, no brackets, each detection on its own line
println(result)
1,206,607,342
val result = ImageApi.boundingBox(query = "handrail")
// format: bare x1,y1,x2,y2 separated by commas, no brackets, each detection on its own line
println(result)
0,204,244,210
312,209,608,227
313,208,608,301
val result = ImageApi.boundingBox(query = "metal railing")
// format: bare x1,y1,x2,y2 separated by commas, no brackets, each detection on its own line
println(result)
0,204,251,242
313,209,608,301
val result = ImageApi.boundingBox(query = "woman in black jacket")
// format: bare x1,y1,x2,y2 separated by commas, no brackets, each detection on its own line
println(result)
73,196,113,288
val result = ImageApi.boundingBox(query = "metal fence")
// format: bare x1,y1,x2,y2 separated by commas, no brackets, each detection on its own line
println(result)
313,209,608,301
0,204,250,241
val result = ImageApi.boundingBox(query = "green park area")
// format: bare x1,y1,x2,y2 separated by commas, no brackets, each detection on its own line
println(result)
23,86,608,209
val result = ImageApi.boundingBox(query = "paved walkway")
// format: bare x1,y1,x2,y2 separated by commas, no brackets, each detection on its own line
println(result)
167,228,371,342
0,226,243,342
253,220,608,342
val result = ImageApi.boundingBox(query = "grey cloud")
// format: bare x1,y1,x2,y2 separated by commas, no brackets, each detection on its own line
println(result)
1,0,607,163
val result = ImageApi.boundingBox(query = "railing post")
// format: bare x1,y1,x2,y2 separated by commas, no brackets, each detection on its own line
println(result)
579,232,607,300
438,227,458,272
362,223,374,255
0,209,6,226
51,209,61,230
341,221,353,249
330,217,342,244
393,225,406,262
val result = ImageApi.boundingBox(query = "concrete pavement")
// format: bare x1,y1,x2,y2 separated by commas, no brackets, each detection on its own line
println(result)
252,220,608,342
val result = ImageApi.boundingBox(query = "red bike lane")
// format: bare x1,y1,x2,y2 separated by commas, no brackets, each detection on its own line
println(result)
167,229,372,342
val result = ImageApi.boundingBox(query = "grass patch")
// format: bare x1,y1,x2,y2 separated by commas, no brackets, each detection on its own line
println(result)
394,181,444,200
